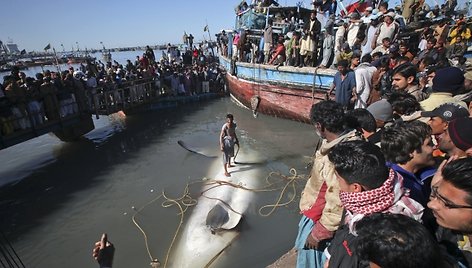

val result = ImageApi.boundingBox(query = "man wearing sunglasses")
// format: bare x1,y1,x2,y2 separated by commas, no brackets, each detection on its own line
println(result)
428,158,472,267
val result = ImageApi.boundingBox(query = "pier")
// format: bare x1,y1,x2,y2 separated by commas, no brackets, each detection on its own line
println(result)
0,78,225,150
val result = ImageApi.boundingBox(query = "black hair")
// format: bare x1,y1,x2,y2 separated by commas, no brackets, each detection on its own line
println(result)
381,121,431,164
392,63,417,80
442,158,472,206
379,1,388,9
345,108,377,133
361,54,372,63
387,91,421,116
328,140,388,190
396,56,410,63
310,100,345,134
372,52,384,59
422,56,436,68
355,213,442,268
226,114,234,120
427,37,437,45
337,59,349,68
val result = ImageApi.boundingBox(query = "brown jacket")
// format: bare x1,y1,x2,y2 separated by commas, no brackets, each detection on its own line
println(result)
299,130,361,237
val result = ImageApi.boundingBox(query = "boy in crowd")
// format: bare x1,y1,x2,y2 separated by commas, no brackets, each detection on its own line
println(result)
324,140,423,267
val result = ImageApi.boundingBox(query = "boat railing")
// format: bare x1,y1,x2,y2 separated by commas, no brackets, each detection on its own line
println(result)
89,78,158,116
0,93,86,149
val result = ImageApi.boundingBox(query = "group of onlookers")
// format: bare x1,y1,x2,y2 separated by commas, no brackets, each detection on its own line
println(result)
224,0,471,71
0,45,225,136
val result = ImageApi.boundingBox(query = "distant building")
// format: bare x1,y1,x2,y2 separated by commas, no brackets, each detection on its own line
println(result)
0,40,20,54
5,43,20,54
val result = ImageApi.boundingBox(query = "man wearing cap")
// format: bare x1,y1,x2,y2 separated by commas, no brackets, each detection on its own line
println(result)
422,103,470,136
438,117,472,158
361,7,374,24
420,67,468,112
422,103,469,157
365,99,393,145
372,12,399,48
347,12,362,49
361,17,380,58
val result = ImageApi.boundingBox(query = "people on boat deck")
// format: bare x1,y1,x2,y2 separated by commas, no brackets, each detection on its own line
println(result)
219,114,239,177
1,44,224,137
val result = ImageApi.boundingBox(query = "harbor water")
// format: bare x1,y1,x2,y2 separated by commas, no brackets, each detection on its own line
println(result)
0,96,318,267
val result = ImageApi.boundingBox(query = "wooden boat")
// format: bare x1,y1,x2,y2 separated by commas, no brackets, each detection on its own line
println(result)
219,4,336,123
219,55,335,123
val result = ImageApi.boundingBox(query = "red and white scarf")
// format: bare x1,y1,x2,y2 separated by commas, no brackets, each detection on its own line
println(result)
339,169,424,233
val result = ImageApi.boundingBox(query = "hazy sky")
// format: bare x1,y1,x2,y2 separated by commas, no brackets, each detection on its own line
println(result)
1,0,464,52
0,0,304,52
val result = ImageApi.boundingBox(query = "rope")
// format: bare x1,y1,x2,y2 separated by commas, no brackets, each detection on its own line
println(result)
131,168,308,267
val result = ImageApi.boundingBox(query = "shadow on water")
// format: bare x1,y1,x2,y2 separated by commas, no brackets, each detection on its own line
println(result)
0,99,221,241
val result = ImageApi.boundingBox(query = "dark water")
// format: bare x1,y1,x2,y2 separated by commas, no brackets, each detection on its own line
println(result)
0,97,317,268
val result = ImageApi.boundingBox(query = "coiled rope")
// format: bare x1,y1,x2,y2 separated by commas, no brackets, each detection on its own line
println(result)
131,168,308,267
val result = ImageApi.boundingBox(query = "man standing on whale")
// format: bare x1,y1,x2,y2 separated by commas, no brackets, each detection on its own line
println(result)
220,114,239,177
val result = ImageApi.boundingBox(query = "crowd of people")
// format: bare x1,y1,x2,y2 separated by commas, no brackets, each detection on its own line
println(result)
293,91,472,267
222,0,470,71
219,1,472,268
0,45,225,137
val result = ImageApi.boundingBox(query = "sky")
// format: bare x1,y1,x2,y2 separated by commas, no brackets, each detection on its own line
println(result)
0,0,305,52
1,0,466,52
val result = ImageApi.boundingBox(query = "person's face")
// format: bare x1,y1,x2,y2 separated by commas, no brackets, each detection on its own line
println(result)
335,171,361,193
383,39,391,47
464,78,472,91
399,45,408,54
438,128,455,153
337,65,346,74
427,41,435,50
391,73,411,90
428,117,448,135
426,72,435,87
351,57,360,67
411,137,435,168
428,180,472,234
311,13,316,20
384,16,393,24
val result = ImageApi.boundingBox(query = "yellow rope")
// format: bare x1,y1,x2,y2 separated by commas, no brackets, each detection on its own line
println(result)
131,168,308,267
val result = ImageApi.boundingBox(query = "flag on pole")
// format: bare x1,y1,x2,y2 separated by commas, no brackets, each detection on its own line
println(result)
341,0,371,16
44,43,51,50
203,25,209,32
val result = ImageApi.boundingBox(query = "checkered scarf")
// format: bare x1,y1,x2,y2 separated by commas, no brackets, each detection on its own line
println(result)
339,169,424,233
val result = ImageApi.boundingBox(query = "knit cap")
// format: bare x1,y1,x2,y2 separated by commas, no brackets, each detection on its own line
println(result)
432,67,464,93
448,117,472,151
367,99,393,122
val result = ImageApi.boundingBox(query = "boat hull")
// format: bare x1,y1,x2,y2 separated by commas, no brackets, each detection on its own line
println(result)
220,56,336,123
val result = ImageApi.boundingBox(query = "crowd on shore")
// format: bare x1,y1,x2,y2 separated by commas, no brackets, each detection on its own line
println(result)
217,1,472,268
0,45,225,136
219,1,472,268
